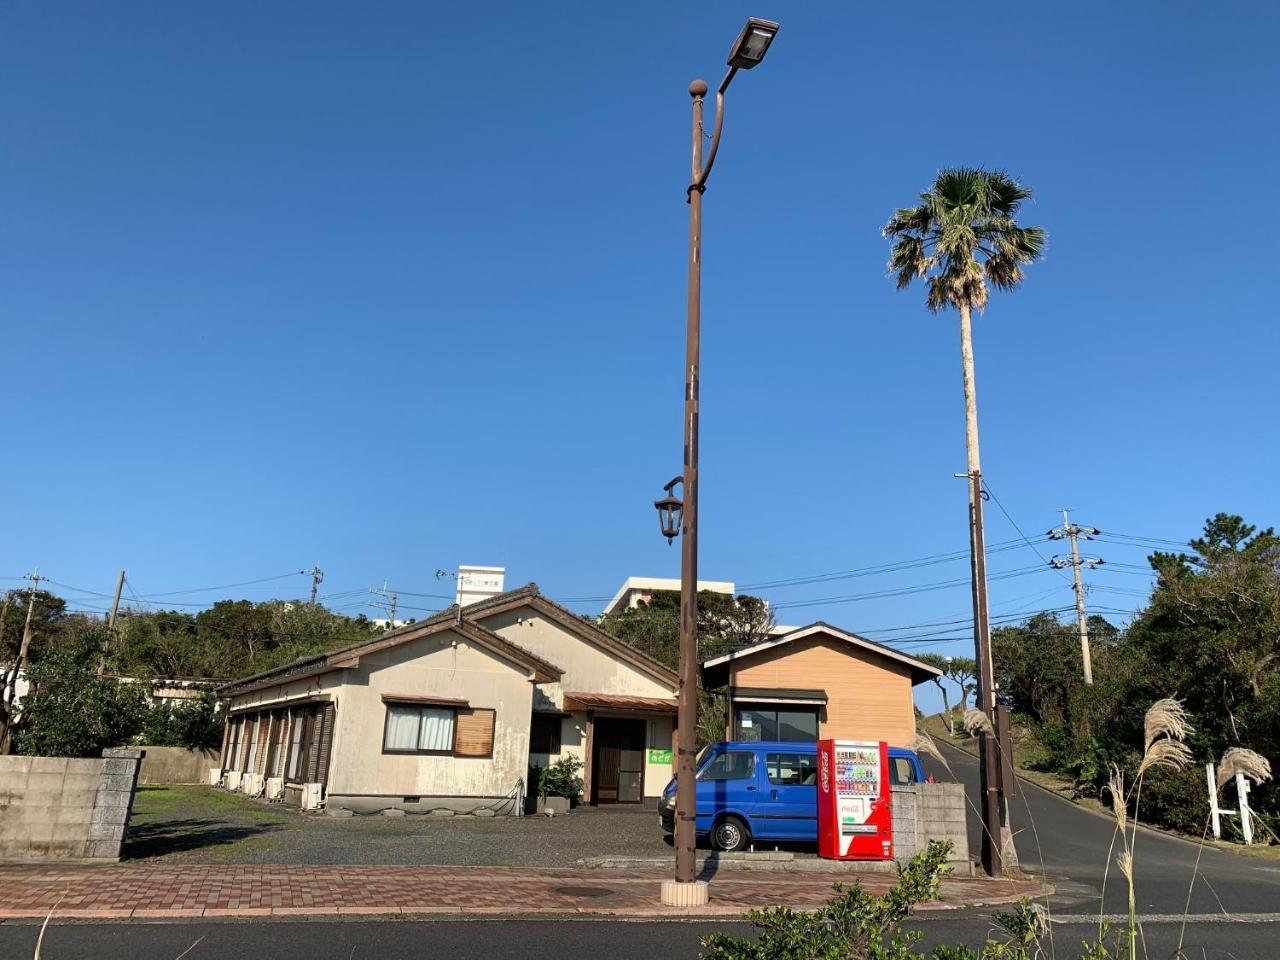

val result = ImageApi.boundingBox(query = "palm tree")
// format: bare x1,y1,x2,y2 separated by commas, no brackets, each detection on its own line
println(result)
884,168,1044,874
883,167,1045,480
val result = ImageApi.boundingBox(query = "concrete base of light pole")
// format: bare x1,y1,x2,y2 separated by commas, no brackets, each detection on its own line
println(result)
660,879,709,907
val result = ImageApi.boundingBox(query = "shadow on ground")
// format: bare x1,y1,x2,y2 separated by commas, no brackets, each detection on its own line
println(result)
124,817,287,859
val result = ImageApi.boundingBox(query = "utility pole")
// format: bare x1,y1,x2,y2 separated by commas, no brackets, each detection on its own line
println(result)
965,471,1006,876
370,582,398,628
307,566,324,606
3,570,46,718
1049,510,1102,685
99,569,127,676
107,569,126,628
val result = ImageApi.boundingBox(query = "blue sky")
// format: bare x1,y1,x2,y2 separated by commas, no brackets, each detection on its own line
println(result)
2,2,1276,692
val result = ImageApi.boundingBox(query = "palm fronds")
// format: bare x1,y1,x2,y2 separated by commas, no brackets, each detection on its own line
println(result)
882,167,1045,313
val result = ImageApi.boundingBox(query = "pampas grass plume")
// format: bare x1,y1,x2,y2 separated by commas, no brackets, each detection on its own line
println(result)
963,708,993,737
1216,747,1272,789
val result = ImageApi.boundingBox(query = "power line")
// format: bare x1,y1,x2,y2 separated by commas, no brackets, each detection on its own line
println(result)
980,481,1072,584
770,564,1049,611
738,539,1027,592
135,571,309,599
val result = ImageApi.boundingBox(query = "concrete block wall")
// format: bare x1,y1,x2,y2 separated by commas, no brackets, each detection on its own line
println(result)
137,746,220,785
0,748,144,861
891,782,971,874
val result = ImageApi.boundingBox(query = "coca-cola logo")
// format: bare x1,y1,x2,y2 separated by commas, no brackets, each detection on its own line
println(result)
819,751,830,794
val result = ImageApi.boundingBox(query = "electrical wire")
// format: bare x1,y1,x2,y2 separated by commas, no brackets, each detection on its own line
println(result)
737,539,1027,592
770,564,1049,611
135,572,309,599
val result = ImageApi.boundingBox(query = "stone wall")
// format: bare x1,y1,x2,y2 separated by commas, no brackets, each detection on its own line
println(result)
892,782,971,875
137,746,219,785
0,748,144,861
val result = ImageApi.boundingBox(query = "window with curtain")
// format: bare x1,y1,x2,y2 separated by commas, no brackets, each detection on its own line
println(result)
383,704,457,754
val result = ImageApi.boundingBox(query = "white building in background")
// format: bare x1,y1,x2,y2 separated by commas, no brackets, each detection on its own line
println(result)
456,565,506,607
602,576,735,617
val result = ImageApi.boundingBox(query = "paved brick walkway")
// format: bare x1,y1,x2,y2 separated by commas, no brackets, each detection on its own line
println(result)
0,863,1044,920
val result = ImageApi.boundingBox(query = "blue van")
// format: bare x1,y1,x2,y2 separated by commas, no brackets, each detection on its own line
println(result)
658,741,925,852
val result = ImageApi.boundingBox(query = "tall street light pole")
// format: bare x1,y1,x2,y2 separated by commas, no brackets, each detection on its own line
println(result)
657,17,779,909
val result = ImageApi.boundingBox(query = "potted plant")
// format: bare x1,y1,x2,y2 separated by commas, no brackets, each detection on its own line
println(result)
537,756,583,815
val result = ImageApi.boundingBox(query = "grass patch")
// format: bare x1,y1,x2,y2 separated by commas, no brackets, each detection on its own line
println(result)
131,785,293,825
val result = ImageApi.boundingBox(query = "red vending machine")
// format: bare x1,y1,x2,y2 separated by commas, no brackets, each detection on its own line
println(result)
817,739,892,860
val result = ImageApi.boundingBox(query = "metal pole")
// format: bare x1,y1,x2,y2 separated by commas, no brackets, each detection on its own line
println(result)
673,78,707,891
969,473,1004,877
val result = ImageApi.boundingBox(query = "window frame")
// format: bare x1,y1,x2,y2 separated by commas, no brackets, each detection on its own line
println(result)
765,751,817,786
696,750,757,782
890,756,918,786
733,703,819,743
381,702,461,757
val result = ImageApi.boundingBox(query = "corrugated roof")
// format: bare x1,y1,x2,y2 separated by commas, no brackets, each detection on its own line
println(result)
563,692,679,713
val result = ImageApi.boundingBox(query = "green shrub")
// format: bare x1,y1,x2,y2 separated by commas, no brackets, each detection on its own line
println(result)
701,841,951,960
13,627,148,757
538,755,584,799
141,690,224,750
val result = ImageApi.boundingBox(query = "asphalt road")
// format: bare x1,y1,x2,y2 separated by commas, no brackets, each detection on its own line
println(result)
924,739,1280,917
5,916,1280,960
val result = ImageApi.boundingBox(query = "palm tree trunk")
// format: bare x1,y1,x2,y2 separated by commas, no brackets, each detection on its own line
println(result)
958,301,1018,873
958,303,981,476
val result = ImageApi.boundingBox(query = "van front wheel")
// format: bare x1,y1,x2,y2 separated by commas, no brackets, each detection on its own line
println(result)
711,815,749,852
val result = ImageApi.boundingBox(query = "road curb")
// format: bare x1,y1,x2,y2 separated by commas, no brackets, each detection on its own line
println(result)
0,883,1050,923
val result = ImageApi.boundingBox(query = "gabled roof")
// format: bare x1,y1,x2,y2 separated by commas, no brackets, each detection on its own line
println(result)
463,583,680,689
217,612,562,698
702,621,943,687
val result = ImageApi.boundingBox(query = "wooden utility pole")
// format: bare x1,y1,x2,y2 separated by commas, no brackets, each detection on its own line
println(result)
1049,510,1102,685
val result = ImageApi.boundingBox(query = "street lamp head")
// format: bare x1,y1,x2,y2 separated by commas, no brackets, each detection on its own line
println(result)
727,17,779,70
654,476,684,544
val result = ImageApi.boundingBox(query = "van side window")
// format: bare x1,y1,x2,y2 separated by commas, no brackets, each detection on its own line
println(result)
698,751,756,781
890,757,917,785
767,753,817,786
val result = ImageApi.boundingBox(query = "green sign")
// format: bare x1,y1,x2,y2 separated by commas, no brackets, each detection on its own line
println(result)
648,748,673,764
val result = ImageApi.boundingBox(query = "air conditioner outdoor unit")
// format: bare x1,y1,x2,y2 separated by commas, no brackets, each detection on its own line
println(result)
223,771,242,791
241,773,264,797
208,767,223,786
300,782,324,811
264,777,284,801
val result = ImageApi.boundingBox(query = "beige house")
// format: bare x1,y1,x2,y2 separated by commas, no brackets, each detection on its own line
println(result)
216,585,680,813
701,622,942,748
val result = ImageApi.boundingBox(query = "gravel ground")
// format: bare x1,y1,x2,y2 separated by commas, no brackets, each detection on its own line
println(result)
126,786,676,866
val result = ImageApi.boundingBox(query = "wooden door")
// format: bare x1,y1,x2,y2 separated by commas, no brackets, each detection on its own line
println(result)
592,718,647,804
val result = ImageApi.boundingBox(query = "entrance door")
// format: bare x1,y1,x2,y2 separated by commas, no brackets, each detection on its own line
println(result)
592,717,646,804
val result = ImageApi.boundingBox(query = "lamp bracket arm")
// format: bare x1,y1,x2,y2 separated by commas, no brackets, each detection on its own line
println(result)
686,67,737,201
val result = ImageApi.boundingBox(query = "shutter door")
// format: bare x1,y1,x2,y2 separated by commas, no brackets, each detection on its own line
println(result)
220,718,232,768
454,708,495,757
254,715,271,775
314,703,336,787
